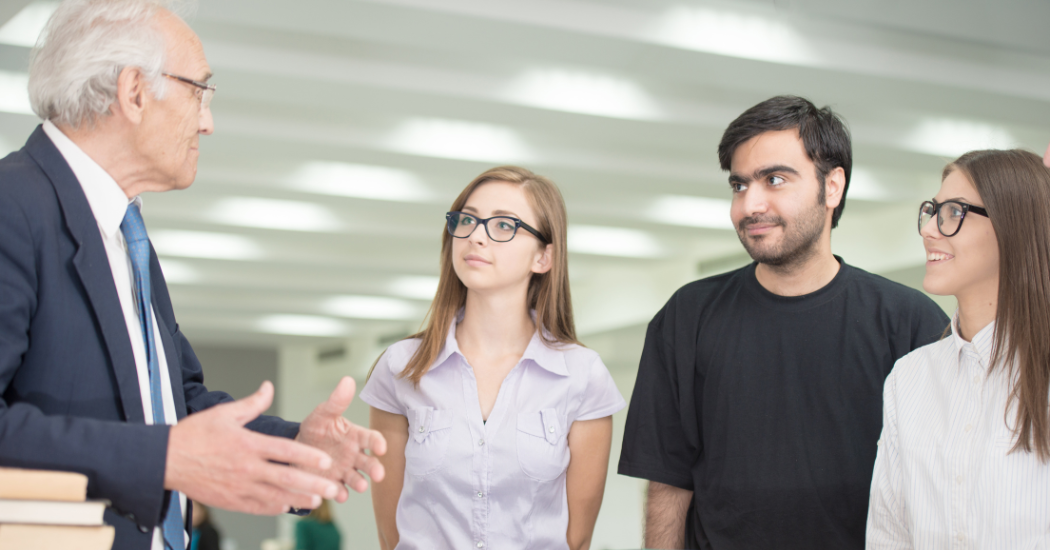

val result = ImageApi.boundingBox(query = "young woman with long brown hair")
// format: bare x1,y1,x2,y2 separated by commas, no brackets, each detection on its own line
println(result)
360,166,625,550
867,149,1050,548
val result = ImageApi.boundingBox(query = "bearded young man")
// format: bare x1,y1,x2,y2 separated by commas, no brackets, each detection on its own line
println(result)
618,96,949,550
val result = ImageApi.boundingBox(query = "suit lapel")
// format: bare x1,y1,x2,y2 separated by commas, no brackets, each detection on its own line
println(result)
24,126,146,424
152,301,187,420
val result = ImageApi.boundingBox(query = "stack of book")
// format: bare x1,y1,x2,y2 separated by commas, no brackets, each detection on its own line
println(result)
0,467,114,550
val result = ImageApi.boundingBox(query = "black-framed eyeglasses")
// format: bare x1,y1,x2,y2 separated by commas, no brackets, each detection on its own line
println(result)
918,199,989,237
162,72,216,110
446,211,549,244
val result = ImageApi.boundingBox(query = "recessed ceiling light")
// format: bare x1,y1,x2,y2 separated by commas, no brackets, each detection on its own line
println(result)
647,195,733,229
288,162,433,202
257,314,348,337
848,167,893,201
568,225,664,258
0,2,58,48
904,118,1017,158
323,295,420,320
207,197,341,232
150,230,263,260
388,118,533,163
158,258,200,284
387,275,440,300
507,69,661,120
0,71,33,116
651,6,816,65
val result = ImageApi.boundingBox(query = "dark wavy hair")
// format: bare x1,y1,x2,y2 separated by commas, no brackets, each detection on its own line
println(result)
718,95,852,228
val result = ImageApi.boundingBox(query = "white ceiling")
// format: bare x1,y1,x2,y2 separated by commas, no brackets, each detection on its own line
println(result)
0,0,1046,346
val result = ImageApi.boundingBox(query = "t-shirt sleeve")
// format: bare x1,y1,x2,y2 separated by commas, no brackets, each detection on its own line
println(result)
617,296,697,490
574,355,627,422
909,294,951,350
358,348,404,415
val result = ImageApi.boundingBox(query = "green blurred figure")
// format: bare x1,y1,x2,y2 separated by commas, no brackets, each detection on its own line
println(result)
296,500,341,550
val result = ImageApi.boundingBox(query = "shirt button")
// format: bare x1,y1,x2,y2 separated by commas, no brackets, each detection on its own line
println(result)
964,424,973,432
957,533,965,542
138,525,149,533
477,492,484,498
477,542,484,548
478,438,485,446
418,426,424,433
973,375,980,384
956,475,964,484
548,425,555,433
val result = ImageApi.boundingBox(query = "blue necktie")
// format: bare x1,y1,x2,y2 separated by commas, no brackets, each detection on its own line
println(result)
121,203,185,550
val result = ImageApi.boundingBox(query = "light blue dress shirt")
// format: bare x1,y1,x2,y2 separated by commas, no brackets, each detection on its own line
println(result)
361,318,626,550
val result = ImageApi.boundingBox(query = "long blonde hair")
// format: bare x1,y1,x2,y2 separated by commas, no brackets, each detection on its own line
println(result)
394,166,579,386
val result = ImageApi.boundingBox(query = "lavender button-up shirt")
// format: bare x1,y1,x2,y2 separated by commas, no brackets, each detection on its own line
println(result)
360,320,626,550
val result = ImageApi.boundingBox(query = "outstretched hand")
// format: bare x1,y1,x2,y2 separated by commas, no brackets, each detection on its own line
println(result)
296,376,387,501
166,381,342,515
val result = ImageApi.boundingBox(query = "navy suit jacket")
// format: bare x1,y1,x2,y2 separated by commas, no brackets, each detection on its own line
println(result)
0,126,300,550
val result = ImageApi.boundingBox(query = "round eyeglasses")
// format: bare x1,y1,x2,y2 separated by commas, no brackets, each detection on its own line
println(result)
918,199,989,237
162,72,216,110
446,211,549,244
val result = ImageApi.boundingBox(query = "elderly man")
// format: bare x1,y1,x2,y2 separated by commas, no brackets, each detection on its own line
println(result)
0,1,385,549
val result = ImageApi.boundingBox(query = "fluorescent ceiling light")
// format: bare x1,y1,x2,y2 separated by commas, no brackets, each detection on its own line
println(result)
568,225,664,258
288,161,432,202
388,118,532,163
651,6,817,65
150,230,263,260
507,69,661,120
0,71,33,115
207,197,341,232
387,275,440,300
848,167,893,201
647,195,733,229
0,2,58,47
257,314,348,337
904,118,1018,158
158,258,200,284
323,295,420,320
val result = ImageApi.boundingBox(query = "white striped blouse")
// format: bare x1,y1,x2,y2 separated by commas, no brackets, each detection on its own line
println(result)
866,315,1050,549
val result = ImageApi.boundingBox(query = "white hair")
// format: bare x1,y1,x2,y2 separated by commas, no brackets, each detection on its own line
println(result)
28,0,194,128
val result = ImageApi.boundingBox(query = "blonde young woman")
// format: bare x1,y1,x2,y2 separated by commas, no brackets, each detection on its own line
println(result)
867,150,1050,548
360,166,625,550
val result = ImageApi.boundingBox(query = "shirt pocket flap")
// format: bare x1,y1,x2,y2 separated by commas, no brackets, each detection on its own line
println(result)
408,407,454,443
517,408,567,445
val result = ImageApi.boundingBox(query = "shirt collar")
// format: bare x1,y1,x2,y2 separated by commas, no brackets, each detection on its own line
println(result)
42,120,136,240
431,309,569,376
951,310,996,365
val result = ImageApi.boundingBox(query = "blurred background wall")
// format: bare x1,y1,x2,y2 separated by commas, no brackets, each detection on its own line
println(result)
1,0,1047,548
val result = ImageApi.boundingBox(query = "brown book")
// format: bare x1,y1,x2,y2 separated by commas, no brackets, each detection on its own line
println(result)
0,524,114,550
0,499,106,526
0,468,88,502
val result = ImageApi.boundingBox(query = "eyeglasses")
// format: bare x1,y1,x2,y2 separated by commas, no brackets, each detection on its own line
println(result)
446,211,549,244
162,72,216,110
918,199,989,237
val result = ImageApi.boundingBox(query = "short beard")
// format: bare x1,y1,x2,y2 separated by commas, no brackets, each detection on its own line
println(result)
736,194,827,270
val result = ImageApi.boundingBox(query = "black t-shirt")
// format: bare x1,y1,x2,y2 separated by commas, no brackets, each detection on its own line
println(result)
618,258,949,550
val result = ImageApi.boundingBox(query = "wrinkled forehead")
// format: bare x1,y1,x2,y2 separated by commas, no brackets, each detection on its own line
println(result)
154,9,210,79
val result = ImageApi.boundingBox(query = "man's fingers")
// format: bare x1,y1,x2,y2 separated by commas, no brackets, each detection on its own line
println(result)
351,452,386,484
257,462,339,502
247,481,320,512
255,432,333,471
363,427,387,457
342,468,369,494
225,381,275,426
315,376,356,419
